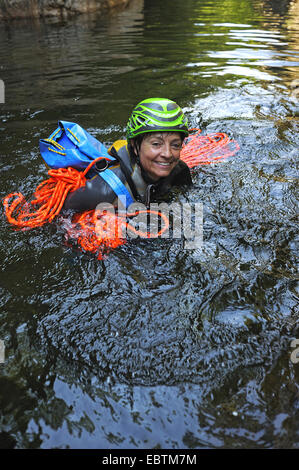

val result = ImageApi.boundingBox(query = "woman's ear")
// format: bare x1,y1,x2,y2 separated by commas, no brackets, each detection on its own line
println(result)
130,139,138,156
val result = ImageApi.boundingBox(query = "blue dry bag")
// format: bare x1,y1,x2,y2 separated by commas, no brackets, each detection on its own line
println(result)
39,120,112,170
39,120,135,209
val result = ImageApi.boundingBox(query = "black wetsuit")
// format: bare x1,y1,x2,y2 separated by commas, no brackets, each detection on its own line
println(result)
64,141,192,212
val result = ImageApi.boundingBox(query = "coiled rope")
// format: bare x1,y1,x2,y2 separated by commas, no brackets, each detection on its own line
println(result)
3,157,100,229
65,208,170,259
180,128,239,167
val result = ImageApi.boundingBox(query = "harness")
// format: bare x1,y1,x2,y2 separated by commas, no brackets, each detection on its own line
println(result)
39,121,136,209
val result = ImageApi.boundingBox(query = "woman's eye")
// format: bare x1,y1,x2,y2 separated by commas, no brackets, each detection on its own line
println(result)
150,141,181,149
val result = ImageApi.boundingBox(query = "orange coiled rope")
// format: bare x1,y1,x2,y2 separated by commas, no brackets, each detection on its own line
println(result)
2,157,104,230
180,128,239,167
64,209,127,257
64,208,170,259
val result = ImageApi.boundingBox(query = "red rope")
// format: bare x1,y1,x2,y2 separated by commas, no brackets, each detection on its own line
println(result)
64,208,170,259
180,128,239,167
2,157,105,229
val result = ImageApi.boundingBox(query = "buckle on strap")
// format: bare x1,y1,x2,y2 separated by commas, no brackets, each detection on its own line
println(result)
94,159,109,172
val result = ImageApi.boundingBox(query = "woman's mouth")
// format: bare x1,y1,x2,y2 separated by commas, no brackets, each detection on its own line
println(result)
154,161,173,167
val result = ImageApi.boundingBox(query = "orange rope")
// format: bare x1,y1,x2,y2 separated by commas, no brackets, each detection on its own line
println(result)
65,209,126,257
2,157,105,229
64,208,170,259
180,128,239,167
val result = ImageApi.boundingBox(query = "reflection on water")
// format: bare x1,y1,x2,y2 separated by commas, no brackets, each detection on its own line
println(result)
0,0,298,450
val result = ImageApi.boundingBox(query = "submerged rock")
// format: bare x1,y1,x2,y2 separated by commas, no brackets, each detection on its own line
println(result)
0,0,132,19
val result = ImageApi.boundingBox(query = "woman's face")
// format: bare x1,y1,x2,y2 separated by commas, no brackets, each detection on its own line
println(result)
135,132,183,181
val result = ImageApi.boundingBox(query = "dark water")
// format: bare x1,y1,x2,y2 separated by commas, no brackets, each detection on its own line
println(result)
0,0,298,449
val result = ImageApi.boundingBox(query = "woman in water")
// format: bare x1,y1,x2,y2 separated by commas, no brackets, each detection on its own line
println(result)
64,97,192,211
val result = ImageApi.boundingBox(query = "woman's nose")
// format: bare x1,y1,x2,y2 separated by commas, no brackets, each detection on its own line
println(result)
161,143,172,158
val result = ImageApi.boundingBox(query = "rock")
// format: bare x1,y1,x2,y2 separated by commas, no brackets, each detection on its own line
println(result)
0,0,132,19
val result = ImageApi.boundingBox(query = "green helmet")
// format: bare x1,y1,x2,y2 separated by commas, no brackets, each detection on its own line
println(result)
126,97,189,140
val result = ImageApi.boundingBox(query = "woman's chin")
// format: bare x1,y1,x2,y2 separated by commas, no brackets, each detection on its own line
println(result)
150,162,174,180
149,170,171,180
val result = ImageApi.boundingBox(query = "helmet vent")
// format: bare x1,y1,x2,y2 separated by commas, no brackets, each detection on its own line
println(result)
145,102,164,111
167,102,178,111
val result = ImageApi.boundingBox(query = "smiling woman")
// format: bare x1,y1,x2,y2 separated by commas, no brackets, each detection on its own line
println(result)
64,97,193,211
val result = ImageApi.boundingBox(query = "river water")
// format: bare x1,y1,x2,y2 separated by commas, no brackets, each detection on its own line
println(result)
0,0,298,450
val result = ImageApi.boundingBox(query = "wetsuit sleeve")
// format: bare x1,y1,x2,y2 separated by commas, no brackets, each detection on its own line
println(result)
63,175,116,212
